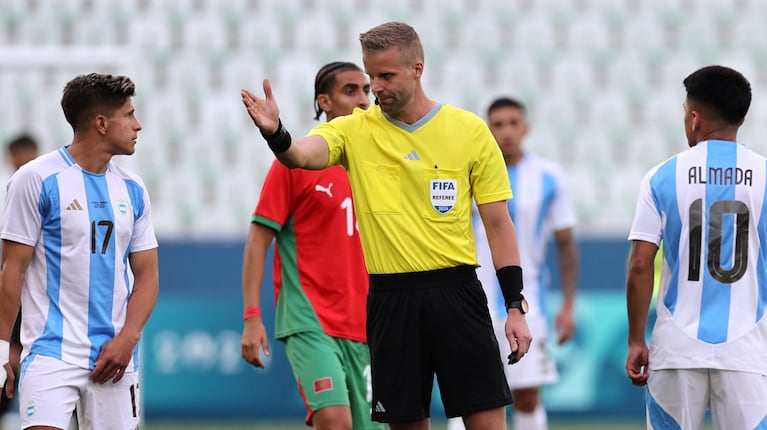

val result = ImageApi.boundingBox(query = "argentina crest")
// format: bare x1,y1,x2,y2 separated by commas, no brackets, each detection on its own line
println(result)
430,179,457,214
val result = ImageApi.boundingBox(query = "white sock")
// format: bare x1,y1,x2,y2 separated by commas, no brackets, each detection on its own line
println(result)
447,417,466,430
512,404,547,430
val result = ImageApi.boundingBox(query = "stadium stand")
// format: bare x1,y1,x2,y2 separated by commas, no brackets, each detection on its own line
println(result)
2,0,766,237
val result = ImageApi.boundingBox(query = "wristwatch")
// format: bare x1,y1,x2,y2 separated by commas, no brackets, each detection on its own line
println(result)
508,298,529,314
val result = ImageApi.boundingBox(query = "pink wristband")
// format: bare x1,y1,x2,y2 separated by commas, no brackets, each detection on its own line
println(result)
243,306,262,321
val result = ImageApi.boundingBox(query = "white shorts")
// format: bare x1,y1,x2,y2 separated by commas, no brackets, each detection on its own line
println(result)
493,314,558,390
647,368,767,430
18,354,141,430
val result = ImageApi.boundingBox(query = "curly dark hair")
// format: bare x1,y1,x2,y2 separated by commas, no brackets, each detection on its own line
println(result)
683,65,751,125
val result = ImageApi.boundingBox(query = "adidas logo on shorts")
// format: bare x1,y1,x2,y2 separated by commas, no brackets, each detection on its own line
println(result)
375,401,386,413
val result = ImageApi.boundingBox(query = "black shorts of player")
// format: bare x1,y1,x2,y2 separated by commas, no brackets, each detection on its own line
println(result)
367,265,512,423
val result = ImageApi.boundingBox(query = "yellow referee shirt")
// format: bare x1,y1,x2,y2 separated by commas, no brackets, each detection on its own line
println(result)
309,103,512,274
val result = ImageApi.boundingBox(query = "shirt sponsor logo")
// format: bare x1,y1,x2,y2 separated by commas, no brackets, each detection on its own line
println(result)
313,377,334,393
430,179,457,214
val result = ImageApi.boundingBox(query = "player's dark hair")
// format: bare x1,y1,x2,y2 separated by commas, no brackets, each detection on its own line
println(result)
487,97,527,118
7,133,38,153
683,65,751,125
61,73,136,132
313,62,362,121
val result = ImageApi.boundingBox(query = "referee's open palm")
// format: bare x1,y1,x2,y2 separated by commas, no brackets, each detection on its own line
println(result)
241,79,281,136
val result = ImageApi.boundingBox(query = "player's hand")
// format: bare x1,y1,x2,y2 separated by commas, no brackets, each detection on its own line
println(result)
505,310,532,363
555,303,575,345
241,79,281,135
90,335,135,384
241,317,270,368
625,341,649,386
1,361,14,401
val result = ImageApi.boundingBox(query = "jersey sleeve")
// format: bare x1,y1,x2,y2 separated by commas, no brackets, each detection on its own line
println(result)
549,165,577,231
126,178,158,253
628,167,662,245
309,113,357,169
470,120,513,205
0,166,43,246
252,160,296,231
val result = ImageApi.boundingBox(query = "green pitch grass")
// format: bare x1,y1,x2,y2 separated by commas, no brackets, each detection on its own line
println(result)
144,420,654,430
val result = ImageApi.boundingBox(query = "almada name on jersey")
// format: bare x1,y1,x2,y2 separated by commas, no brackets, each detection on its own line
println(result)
688,166,753,186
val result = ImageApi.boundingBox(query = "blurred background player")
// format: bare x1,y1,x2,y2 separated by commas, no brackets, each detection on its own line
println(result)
6,134,39,172
450,97,579,430
626,65,767,429
0,133,39,430
240,61,382,430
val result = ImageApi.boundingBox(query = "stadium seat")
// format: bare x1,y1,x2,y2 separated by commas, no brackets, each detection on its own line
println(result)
3,0,767,236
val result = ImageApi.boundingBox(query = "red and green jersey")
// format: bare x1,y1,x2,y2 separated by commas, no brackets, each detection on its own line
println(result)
252,161,368,343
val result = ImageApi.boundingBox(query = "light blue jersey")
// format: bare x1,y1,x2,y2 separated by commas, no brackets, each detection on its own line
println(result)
1,147,158,371
475,153,576,321
629,140,767,374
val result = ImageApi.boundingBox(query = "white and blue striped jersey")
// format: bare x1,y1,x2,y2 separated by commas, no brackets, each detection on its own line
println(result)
629,140,767,374
1,147,158,371
475,153,576,320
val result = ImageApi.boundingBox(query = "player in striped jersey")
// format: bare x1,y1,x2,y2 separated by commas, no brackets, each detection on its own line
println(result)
449,98,579,430
240,62,383,430
0,134,39,430
0,73,159,430
626,65,767,429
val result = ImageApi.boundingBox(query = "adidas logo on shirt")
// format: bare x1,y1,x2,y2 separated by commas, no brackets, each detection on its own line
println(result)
65,199,83,211
404,150,420,160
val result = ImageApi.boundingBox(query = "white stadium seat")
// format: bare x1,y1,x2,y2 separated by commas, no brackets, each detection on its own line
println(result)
3,0,767,236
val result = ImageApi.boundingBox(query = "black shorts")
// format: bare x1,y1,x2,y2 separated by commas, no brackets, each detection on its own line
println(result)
367,265,512,423
10,310,21,345
0,311,21,415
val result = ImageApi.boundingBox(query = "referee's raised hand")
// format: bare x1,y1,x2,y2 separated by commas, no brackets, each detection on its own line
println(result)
241,79,281,136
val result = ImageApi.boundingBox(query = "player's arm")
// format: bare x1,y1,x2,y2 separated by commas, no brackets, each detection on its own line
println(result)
553,227,578,344
241,222,276,368
476,200,532,360
91,248,158,384
241,79,330,170
0,240,34,398
625,239,658,386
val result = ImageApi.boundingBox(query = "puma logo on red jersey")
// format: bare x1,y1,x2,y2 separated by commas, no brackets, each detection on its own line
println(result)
315,183,334,198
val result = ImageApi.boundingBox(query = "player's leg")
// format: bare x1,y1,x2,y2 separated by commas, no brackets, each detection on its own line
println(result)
646,368,708,429
284,331,352,430
336,338,384,430
17,355,80,430
503,315,556,430
430,273,512,430
709,369,767,430
76,371,139,430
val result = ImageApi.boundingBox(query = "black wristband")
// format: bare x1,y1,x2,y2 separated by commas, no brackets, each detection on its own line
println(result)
496,265,525,310
261,119,292,153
